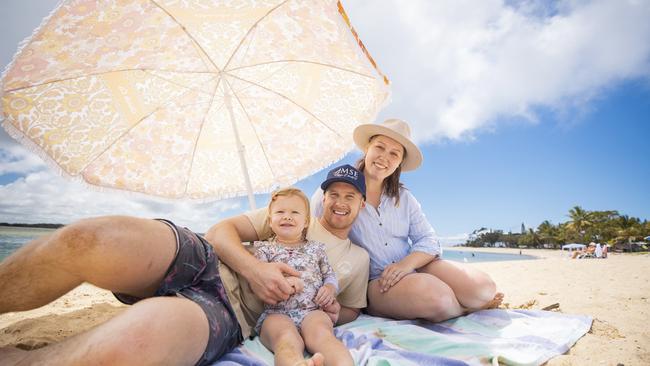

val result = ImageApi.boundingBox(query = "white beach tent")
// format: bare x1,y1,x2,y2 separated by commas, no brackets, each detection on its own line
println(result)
561,243,586,256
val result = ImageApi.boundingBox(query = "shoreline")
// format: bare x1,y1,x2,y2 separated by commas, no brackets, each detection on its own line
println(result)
1,252,648,364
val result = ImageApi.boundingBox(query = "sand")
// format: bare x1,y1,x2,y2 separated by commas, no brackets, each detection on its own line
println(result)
1,249,648,365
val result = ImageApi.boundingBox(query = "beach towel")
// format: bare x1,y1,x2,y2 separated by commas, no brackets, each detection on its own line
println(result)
214,310,592,366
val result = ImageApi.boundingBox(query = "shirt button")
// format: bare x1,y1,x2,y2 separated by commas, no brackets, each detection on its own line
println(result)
379,222,382,226
384,243,388,246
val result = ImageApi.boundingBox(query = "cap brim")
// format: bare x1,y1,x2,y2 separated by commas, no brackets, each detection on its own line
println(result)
321,178,365,198
353,124,423,171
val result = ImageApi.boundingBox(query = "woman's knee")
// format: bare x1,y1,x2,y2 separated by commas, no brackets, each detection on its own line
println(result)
407,277,459,320
463,273,497,308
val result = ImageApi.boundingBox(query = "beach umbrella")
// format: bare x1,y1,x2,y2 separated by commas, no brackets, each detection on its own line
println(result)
1,0,389,208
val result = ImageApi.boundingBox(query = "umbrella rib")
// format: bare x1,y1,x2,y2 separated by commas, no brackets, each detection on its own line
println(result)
142,70,218,97
4,68,220,94
222,77,278,182
76,83,207,174
224,62,292,96
228,59,377,81
222,0,290,71
227,73,344,138
182,75,224,196
150,0,221,73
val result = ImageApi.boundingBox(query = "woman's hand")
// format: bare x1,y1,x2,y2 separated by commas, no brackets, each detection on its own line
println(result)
314,283,336,307
379,261,414,293
285,276,305,295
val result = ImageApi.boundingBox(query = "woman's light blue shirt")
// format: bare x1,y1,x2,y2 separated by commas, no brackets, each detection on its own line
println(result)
311,187,441,280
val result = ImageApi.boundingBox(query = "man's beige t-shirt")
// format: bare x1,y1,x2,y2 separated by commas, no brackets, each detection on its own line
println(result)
219,207,370,338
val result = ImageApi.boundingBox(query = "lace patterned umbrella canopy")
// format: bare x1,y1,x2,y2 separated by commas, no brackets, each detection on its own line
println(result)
1,0,389,207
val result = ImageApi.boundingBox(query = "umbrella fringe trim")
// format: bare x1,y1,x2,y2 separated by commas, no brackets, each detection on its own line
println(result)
0,0,66,104
2,119,356,205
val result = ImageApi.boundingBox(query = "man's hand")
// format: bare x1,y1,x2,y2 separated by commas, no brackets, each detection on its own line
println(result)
247,262,301,304
379,261,414,293
321,298,341,325
314,283,336,307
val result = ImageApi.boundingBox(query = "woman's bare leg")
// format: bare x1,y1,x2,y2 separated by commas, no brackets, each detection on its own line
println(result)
301,310,352,366
417,259,502,311
367,273,464,322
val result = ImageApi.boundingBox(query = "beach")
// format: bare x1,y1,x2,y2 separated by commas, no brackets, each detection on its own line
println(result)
1,249,648,365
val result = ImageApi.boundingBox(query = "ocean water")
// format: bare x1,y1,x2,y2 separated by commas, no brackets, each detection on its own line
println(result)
0,226,56,261
0,226,536,263
442,249,536,263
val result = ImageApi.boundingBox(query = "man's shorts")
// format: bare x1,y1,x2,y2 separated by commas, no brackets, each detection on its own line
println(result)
114,219,243,366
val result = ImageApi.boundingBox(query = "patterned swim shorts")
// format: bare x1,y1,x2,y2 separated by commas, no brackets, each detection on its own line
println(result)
114,219,242,365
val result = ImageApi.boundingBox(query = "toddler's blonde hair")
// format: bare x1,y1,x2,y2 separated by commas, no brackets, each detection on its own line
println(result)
267,187,311,239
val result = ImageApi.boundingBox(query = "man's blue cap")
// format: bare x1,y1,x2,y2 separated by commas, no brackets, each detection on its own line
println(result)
320,164,366,199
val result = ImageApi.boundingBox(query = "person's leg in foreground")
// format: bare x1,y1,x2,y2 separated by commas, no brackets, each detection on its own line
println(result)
259,314,324,366
0,216,216,365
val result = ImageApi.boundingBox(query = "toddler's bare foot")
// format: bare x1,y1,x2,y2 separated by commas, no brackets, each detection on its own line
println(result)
307,352,325,366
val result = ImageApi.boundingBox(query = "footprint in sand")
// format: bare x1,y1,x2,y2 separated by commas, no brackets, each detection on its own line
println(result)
589,319,624,339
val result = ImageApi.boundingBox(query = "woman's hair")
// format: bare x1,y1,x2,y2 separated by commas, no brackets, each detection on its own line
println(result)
357,135,405,206
267,187,311,238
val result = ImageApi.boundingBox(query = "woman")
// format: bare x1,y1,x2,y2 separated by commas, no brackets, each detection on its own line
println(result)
313,119,502,322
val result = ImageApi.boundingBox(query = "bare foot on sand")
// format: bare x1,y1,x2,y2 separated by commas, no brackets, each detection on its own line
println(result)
483,292,505,309
0,347,28,365
463,292,505,315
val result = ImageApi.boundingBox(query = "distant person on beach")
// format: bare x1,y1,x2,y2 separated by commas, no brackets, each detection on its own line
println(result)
252,187,352,366
595,243,603,258
572,243,597,259
312,119,503,322
0,163,368,366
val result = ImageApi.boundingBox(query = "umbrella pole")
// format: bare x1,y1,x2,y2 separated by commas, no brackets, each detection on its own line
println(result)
223,81,256,210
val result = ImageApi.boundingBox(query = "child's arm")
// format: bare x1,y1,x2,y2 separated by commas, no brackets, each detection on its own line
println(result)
285,275,305,294
314,242,338,307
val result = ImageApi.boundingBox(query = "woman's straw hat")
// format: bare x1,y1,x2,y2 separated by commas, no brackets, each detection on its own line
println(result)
353,118,423,171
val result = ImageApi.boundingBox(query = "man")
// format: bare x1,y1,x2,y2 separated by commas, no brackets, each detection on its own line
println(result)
0,164,368,366
207,163,369,339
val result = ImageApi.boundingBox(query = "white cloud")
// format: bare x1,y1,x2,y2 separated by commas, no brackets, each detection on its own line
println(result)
0,143,46,175
0,170,242,232
345,0,650,142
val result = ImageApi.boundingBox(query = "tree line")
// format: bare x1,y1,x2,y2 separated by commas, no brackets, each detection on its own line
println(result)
0,223,64,229
465,206,649,250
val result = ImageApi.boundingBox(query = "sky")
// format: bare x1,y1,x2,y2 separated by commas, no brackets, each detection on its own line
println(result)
1,0,649,244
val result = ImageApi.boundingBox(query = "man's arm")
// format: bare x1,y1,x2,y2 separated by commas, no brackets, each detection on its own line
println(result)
322,300,361,325
338,305,361,325
205,215,299,304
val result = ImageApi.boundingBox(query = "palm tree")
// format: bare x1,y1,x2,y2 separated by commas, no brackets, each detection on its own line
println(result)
567,206,593,242
537,220,560,248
